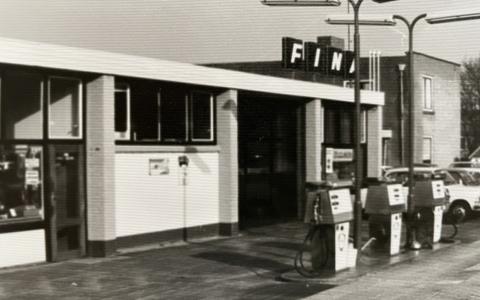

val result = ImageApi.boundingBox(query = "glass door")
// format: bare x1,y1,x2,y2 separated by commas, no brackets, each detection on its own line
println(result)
47,144,85,261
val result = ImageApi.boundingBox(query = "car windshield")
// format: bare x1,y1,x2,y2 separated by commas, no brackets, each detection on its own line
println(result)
443,170,477,186
385,171,433,184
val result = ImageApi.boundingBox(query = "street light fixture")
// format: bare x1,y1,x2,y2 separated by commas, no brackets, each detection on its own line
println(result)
261,0,340,6
325,15,396,25
261,0,398,250
426,10,480,24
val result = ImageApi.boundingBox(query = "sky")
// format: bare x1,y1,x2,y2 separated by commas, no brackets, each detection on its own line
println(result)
0,0,479,65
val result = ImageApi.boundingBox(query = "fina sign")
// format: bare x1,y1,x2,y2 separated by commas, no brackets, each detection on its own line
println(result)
282,37,355,78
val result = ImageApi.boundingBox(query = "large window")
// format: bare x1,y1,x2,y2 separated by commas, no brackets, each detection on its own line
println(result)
48,76,82,139
0,144,43,223
129,85,215,144
3,71,43,139
423,76,433,111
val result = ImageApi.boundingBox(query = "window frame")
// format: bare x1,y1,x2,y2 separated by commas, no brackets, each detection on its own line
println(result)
114,82,131,141
422,136,433,164
47,76,83,140
422,75,434,112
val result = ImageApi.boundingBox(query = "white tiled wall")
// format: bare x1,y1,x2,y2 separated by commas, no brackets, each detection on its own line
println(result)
0,230,46,268
115,152,219,238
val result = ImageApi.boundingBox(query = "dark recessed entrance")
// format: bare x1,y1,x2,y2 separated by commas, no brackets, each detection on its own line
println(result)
238,96,302,229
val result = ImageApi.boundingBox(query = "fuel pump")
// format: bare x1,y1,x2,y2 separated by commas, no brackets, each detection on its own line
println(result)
365,182,405,255
296,182,354,276
413,179,446,247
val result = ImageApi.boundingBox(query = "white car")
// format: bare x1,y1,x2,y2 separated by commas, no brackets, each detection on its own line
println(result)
383,167,480,220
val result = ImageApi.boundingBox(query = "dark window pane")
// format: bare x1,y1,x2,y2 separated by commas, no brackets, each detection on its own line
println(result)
324,108,336,144
339,110,352,144
191,92,212,140
3,72,43,139
115,89,128,132
160,89,187,141
131,85,158,140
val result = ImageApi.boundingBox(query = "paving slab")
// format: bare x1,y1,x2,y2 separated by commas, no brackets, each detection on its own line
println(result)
0,218,478,299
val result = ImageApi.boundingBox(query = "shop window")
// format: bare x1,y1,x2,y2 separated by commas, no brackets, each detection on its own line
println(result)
130,85,215,144
0,144,43,224
3,71,43,139
423,76,433,111
191,91,214,141
423,137,432,164
48,77,82,139
115,83,130,140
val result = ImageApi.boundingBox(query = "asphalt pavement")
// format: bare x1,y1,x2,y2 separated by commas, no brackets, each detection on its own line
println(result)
0,216,479,299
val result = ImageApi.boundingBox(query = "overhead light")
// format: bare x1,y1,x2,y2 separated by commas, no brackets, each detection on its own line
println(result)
325,14,396,26
261,0,341,6
426,10,480,24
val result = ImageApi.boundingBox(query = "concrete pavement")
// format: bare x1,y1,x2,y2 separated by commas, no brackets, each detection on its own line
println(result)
0,217,479,299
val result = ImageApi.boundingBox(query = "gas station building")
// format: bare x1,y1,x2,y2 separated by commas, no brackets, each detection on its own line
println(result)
0,36,388,268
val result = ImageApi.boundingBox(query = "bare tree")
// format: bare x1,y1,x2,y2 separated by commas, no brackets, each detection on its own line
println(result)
461,57,480,156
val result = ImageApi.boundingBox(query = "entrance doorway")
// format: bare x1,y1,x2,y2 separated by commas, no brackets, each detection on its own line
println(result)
47,144,86,261
238,97,301,228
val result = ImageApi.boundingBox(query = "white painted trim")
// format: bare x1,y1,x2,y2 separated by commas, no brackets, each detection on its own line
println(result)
0,37,384,106
423,136,433,163
422,75,434,111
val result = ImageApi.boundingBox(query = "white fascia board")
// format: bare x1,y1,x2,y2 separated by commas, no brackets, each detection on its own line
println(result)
0,37,384,106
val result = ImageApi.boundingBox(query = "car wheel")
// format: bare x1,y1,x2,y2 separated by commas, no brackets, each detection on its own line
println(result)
447,202,471,224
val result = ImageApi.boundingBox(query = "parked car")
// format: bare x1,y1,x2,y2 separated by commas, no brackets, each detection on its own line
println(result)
383,167,480,221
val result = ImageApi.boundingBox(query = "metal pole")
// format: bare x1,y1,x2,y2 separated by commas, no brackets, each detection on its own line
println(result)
351,0,363,249
393,14,426,250
398,64,405,165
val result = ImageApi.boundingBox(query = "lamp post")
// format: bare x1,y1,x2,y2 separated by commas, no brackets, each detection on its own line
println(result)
325,0,397,250
392,13,427,250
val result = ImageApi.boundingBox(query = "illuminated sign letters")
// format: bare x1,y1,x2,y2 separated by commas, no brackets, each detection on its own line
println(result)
282,37,355,78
